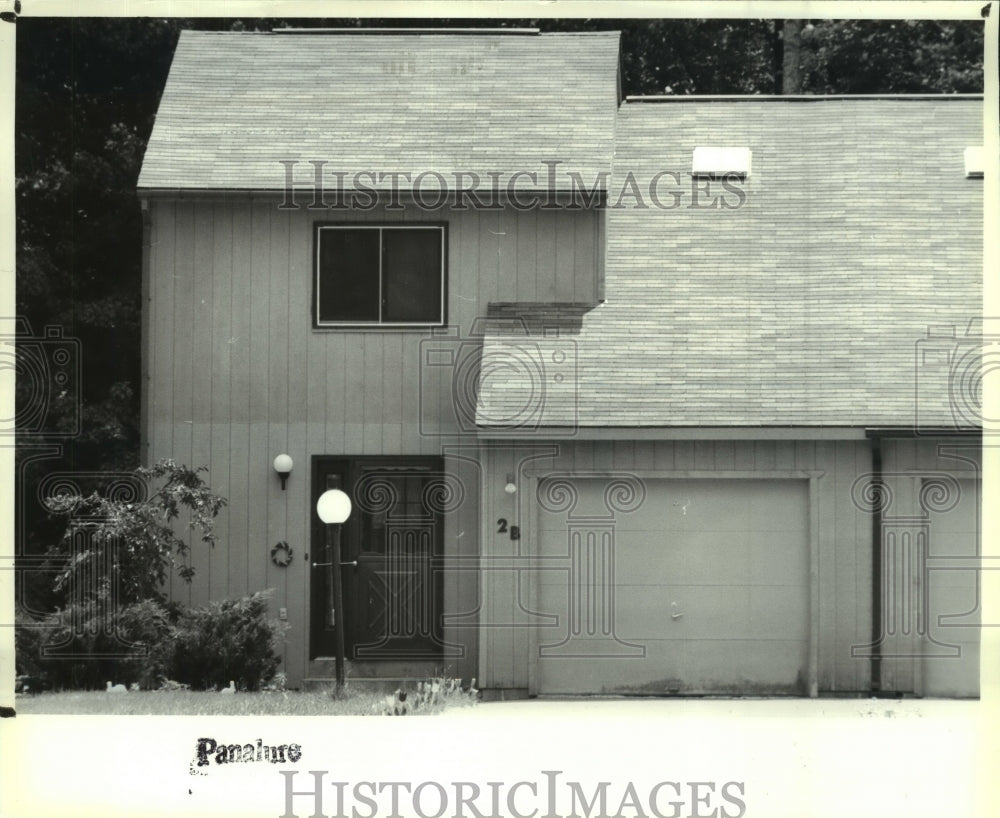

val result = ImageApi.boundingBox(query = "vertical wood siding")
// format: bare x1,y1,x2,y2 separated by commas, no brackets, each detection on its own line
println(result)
880,439,981,696
145,197,602,684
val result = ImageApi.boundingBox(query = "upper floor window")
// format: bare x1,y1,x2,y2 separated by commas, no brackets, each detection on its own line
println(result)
314,224,446,327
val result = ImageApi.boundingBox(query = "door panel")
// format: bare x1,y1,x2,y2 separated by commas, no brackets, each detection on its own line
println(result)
310,457,444,661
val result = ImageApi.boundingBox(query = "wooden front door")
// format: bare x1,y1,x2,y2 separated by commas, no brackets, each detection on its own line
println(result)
310,457,445,660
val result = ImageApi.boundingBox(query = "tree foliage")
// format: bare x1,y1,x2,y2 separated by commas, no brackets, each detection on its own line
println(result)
16,18,184,472
44,459,227,605
799,20,984,94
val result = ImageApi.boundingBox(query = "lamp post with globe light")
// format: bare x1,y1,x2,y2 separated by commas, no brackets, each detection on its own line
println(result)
316,489,352,690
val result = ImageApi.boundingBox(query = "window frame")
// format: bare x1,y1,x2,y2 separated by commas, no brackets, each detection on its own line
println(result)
313,223,448,328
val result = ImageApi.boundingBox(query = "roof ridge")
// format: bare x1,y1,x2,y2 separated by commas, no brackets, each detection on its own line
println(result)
179,28,621,37
271,27,542,35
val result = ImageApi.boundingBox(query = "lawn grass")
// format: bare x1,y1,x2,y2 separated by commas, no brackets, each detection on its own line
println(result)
13,687,474,716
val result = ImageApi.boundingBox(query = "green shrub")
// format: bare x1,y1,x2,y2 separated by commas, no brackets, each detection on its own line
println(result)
171,590,286,691
115,598,176,689
17,591,285,692
21,599,176,690
14,609,54,681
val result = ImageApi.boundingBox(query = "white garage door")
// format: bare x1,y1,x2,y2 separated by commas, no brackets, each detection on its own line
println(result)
536,477,810,695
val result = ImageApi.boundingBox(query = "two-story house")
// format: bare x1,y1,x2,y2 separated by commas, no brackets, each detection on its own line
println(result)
137,28,983,698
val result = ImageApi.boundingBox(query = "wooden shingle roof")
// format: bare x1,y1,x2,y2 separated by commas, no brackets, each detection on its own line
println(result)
476,97,984,429
137,29,621,192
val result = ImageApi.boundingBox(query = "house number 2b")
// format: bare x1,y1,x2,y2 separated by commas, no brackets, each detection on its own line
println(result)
496,519,520,540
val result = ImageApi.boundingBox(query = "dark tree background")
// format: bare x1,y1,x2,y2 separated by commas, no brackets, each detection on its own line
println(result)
14,16,984,612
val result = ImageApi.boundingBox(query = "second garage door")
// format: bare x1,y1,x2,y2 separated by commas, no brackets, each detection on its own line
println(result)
535,477,810,695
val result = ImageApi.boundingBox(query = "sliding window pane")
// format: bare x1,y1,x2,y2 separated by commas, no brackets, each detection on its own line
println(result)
381,229,443,323
317,228,380,323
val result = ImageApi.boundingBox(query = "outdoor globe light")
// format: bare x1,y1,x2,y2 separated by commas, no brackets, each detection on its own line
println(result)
316,487,352,691
273,454,294,490
317,488,352,524
504,473,517,495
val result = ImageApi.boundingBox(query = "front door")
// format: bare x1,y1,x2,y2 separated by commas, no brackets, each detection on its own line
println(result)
310,457,445,660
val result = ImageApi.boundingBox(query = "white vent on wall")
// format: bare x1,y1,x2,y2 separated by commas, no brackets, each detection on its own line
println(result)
692,147,752,179
964,146,984,178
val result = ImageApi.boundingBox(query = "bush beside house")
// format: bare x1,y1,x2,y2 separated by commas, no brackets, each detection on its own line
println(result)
16,591,286,692
16,460,285,692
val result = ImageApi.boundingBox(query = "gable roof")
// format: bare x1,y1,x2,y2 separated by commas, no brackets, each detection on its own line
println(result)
476,96,984,430
137,29,621,192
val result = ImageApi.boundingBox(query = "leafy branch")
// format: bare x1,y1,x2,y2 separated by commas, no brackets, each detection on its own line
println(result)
44,459,227,605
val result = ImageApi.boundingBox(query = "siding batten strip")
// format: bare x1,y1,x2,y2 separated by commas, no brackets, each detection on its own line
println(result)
870,438,883,694
139,200,152,465
808,473,820,698
526,469,539,697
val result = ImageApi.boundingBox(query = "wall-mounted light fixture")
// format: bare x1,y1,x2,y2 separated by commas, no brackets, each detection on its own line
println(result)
504,473,517,495
273,454,294,490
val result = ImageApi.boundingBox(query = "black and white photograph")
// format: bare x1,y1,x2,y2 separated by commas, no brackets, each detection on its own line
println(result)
1,1,997,816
